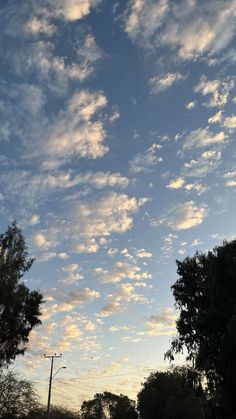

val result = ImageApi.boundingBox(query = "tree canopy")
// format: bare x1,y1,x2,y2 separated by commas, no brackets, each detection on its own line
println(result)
0,222,43,366
0,368,39,418
165,240,236,418
137,368,203,419
80,391,138,419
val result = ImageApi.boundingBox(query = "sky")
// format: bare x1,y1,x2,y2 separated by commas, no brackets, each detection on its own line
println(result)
1,0,236,411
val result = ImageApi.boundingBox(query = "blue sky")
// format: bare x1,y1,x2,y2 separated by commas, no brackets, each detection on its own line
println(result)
1,0,236,410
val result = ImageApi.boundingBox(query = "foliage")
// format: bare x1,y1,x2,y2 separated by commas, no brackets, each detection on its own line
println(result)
0,368,40,418
80,391,138,419
0,222,43,366
165,240,236,417
25,405,80,419
137,368,203,419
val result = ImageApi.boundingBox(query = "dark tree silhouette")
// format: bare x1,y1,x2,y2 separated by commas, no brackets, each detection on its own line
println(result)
137,368,203,419
26,405,80,419
0,222,43,366
165,240,236,418
80,391,138,419
0,369,39,418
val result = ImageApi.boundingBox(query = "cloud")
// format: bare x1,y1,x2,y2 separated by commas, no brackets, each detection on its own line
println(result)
130,143,162,173
100,283,148,317
185,101,197,110
208,111,223,124
43,90,108,165
155,201,208,230
125,0,169,46
167,177,185,190
222,171,236,187
144,307,177,336
149,72,184,94
94,261,151,284
29,214,40,226
194,76,234,107
4,32,102,94
135,248,152,258
0,170,130,211
182,150,222,177
183,127,226,149
223,115,236,131
48,0,102,21
54,287,100,308
125,0,236,60
69,192,147,241
167,177,207,195
64,324,83,340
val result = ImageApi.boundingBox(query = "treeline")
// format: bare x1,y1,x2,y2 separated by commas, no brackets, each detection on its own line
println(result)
0,365,208,418
1,223,236,418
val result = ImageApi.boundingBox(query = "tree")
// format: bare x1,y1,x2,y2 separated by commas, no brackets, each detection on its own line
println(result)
165,240,236,418
137,368,203,419
26,405,81,419
80,391,138,419
0,222,43,366
0,368,40,418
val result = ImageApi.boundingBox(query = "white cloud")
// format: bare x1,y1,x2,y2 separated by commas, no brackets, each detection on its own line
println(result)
125,0,236,60
135,248,152,258
185,101,197,110
167,177,206,195
184,182,207,195
144,307,177,336
33,232,49,248
149,72,184,94
155,201,208,230
43,90,108,164
223,115,236,131
225,180,236,187
208,111,223,124
94,261,151,284
183,127,226,149
29,214,40,225
125,0,169,46
130,143,162,173
0,170,129,211
69,192,147,241
100,283,148,317
25,16,55,35
48,0,102,21
194,76,234,107
64,324,82,340
183,150,222,177
223,170,236,187
167,177,185,190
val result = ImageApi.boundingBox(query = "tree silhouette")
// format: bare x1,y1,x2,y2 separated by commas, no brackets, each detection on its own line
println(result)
80,391,138,419
0,369,39,418
0,222,43,366
137,368,203,419
165,240,236,418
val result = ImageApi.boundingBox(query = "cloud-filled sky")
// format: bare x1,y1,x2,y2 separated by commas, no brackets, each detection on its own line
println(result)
1,0,236,410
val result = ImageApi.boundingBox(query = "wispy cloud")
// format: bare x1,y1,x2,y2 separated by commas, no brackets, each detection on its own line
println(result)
182,150,222,177
154,201,208,230
183,127,227,149
144,307,177,336
194,76,234,107
149,72,184,94
125,0,236,61
130,143,162,173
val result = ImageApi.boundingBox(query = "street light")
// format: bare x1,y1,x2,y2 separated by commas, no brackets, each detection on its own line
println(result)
52,366,66,379
44,353,66,419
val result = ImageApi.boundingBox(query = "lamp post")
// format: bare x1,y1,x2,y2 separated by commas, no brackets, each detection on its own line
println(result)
44,353,66,419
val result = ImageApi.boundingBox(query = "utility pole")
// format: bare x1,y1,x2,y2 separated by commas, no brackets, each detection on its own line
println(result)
44,353,62,419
